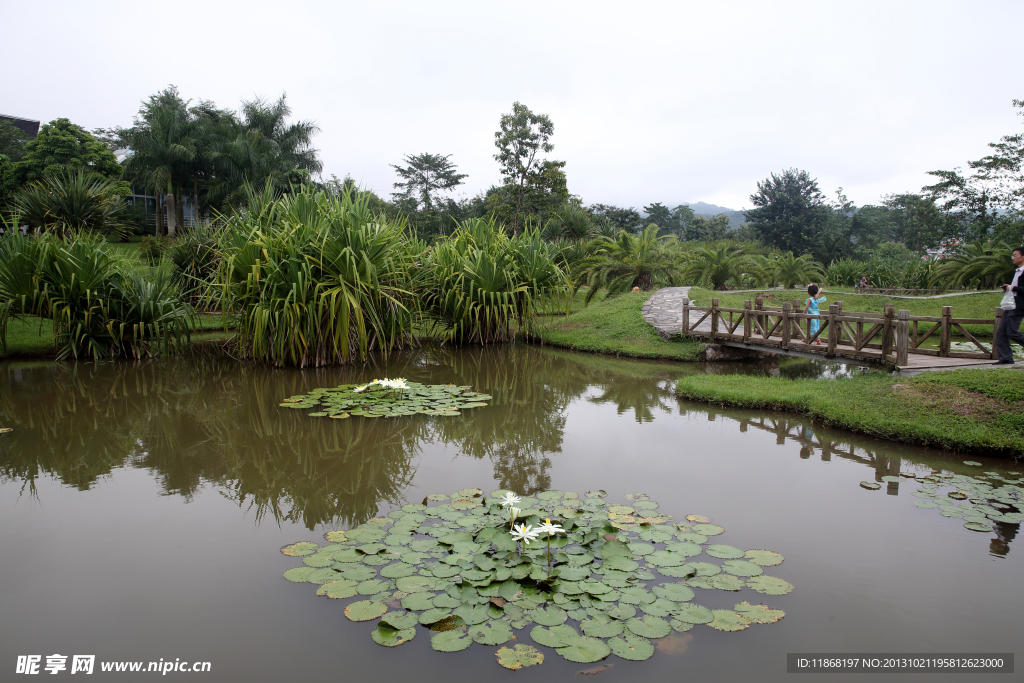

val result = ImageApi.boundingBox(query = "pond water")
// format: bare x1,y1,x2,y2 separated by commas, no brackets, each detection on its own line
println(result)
0,346,1019,682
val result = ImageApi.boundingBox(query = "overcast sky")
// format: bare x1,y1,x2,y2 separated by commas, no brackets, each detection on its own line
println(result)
4,0,1022,211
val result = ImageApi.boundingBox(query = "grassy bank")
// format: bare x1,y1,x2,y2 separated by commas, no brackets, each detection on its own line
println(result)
534,291,705,361
676,368,1024,457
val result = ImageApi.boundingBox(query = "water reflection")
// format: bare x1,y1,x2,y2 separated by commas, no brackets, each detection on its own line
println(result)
1,346,1016,563
712,412,1022,558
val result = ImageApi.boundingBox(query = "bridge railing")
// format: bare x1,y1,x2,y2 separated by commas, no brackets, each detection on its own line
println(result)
681,296,1003,366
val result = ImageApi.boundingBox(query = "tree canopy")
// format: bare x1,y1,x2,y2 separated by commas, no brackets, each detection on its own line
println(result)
13,119,122,186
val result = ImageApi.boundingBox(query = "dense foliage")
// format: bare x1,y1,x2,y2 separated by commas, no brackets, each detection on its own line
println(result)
421,218,571,343
0,228,192,359
214,186,417,367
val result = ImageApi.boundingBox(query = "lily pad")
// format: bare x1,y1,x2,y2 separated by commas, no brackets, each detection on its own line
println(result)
345,600,388,622
581,616,625,638
721,560,763,577
379,611,420,630
530,624,579,648
431,629,472,652
283,567,315,583
469,621,513,645
608,634,655,661
743,549,784,566
964,521,994,532
734,601,785,624
652,583,694,602
496,644,544,670
556,634,612,663
745,575,794,596
371,623,415,647
533,605,568,626
860,481,881,490
690,523,725,536
625,615,671,638
318,579,359,599
674,604,714,624
705,544,745,559
453,604,491,625
963,461,983,467
707,609,751,632
401,592,436,611
281,542,319,556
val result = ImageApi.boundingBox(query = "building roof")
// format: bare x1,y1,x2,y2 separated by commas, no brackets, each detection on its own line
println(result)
0,114,41,138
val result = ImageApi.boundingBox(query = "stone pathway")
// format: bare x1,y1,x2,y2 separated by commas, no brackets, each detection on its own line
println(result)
641,287,697,339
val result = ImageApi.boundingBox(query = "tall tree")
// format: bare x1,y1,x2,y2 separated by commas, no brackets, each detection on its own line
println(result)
0,121,29,162
588,204,644,235
390,153,466,212
924,98,1024,244
13,119,122,186
744,168,831,255
494,102,557,235
643,202,677,234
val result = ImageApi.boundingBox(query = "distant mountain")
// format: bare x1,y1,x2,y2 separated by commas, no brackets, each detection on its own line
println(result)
676,202,747,229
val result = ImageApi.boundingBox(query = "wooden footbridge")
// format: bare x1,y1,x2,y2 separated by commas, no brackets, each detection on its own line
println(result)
641,287,1008,372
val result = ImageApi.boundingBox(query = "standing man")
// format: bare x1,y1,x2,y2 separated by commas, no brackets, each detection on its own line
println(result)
993,246,1024,365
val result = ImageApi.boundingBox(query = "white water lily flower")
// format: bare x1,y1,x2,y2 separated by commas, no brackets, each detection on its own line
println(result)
537,518,565,537
510,523,541,545
499,492,522,508
508,506,522,520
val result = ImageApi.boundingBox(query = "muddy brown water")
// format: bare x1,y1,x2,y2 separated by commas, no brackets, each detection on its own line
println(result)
0,347,1019,682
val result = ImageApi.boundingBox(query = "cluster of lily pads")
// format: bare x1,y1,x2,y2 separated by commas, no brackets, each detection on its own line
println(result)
860,463,1023,532
278,381,491,419
281,489,791,669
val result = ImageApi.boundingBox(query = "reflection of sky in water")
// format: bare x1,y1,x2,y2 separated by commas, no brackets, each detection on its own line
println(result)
0,348,1020,683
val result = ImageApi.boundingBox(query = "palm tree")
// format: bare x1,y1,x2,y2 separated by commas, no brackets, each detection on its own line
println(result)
772,252,824,289
207,95,321,208
545,203,593,241
682,244,758,290
931,242,1015,289
121,96,196,235
577,226,683,303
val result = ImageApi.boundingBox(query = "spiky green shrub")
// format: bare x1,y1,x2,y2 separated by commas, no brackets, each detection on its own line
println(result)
577,226,683,301
421,218,570,343
931,242,1015,290
0,227,193,358
167,227,221,306
215,185,417,367
12,170,132,239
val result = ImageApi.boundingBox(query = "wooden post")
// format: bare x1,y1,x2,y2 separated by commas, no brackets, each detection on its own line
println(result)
826,304,839,356
992,308,1003,360
940,305,952,357
711,298,719,341
754,296,763,339
882,304,895,358
681,297,690,335
836,300,843,312
781,302,791,348
896,309,910,367
743,300,752,343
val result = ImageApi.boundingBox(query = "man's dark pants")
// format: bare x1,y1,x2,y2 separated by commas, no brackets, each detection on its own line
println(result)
995,309,1024,362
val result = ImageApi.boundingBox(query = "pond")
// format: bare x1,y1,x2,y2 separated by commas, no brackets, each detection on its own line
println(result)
0,346,1019,682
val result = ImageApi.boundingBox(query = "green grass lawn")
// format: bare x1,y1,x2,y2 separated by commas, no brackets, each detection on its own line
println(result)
533,291,705,361
676,368,1024,458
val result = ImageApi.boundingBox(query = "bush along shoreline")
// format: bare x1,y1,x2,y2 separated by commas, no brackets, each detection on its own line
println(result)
675,369,1024,458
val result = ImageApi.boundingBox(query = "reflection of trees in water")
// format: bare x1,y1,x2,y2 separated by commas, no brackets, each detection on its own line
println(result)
0,360,419,529
3,346,761,528
417,346,587,494
717,411,1019,557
